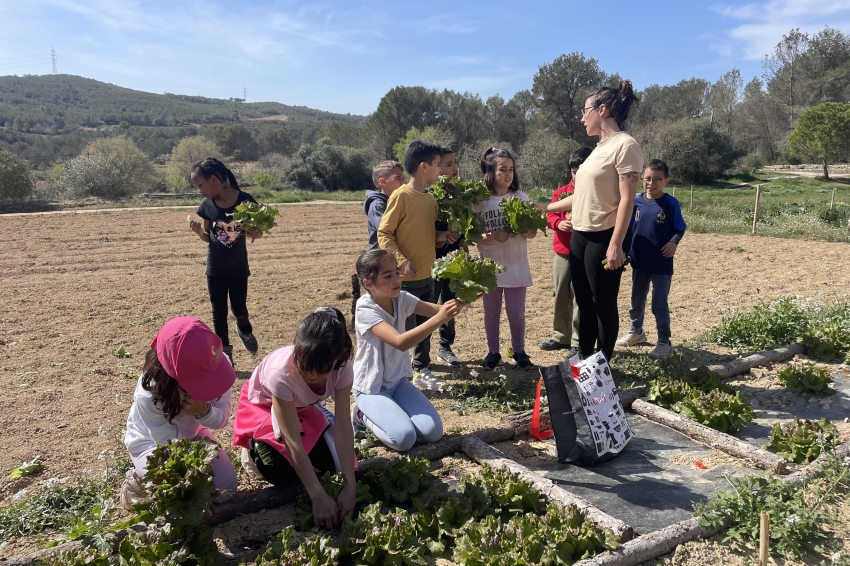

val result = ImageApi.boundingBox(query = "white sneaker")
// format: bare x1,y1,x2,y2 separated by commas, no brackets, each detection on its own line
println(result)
412,367,446,392
616,330,648,347
649,342,673,360
240,447,263,480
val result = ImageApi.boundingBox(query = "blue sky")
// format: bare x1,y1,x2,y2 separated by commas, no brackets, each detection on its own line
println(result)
2,0,849,115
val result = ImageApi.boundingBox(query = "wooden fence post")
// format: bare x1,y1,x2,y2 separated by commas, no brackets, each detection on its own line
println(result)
831,189,836,210
690,185,694,210
752,184,761,235
758,511,770,566
672,186,676,198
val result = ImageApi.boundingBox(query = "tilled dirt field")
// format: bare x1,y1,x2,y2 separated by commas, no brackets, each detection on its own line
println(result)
1,202,849,490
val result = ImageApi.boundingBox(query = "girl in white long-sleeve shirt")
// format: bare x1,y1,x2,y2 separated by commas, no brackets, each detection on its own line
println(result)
122,317,237,507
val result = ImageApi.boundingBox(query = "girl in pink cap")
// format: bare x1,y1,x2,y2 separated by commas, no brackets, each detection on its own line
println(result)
232,307,356,530
121,316,237,509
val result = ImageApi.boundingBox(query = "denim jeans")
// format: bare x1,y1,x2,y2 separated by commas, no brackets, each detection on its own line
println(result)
628,268,673,345
354,379,443,452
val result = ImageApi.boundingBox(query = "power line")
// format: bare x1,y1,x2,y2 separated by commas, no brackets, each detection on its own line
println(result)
51,48,57,75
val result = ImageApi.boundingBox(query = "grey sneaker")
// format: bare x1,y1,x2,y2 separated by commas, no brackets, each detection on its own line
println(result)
237,326,259,353
412,367,446,391
649,342,674,360
437,346,462,366
616,330,648,347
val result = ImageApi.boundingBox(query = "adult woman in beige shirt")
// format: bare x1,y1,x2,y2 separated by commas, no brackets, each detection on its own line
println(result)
546,80,643,362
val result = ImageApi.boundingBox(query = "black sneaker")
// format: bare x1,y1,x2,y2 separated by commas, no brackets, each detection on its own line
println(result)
352,406,367,438
438,346,463,366
237,326,259,353
566,346,581,360
512,351,535,370
538,339,569,351
481,352,502,370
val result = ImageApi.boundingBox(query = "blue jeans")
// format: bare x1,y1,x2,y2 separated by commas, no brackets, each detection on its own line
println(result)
353,379,443,452
628,268,672,345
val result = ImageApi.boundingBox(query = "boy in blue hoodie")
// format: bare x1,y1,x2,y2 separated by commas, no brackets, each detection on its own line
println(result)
617,159,686,360
365,160,404,249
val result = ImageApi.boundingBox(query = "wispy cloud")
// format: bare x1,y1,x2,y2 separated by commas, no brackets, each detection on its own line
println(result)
713,0,850,60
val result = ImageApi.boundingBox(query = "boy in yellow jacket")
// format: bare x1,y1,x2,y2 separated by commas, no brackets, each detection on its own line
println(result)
377,140,456,390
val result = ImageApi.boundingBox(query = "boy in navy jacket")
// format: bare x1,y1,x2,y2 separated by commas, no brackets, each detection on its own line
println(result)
364,160,404,249
616,159,686,359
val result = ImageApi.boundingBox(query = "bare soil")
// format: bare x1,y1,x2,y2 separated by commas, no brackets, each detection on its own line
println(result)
1,203,849,562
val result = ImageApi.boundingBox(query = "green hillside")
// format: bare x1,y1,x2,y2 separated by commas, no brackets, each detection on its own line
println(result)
0,74,365,166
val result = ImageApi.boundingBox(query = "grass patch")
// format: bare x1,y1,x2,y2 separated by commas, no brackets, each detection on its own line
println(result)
449,369,536,414
0,450,130,544
528,175,850,241
706,297,850,360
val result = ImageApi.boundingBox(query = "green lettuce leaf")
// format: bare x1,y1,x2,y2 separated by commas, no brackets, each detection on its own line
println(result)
499,196,547,236
230,201,280,233
431,176,491,243
431,249,506,303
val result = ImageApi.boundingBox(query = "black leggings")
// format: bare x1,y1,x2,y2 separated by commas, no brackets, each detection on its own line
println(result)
207,276,252,347
569,228,632,361
250,436,336,487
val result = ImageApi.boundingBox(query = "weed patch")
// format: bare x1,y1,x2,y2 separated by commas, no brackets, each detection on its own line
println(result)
695,453,850,560
449,370,535,414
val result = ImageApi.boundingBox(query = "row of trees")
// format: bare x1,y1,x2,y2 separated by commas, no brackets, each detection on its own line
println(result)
2,26,849,200
315,27,850,184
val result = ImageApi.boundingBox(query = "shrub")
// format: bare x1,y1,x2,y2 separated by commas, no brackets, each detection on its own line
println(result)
283,138,374,192
730,152,765,176
0,150,34,201
165,136,223,192
640,118,738,184
55,137,156,200
518,129,576,189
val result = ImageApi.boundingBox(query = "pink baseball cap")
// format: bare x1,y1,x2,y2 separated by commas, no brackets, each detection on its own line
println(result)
150,317,236,402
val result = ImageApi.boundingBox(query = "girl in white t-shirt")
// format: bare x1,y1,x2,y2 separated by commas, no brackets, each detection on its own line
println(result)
351,249,461,452
472,148,537,370
232,307,356,530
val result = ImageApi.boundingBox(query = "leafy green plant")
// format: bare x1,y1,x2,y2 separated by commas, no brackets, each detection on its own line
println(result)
707,296,809,351
499,196,547,235
252,526,338,566
112,345,131,358
361,457,431,505
431,249,505,303
133,439,221,563
8,455,44,479
431,175,491,242
293,472,372,530
802,302,850,361
647,376,753,434
777,362,835,395
766,418,839,464
231,201,280,232
460,465,545,520
338,503,437,565
453,504,619,565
